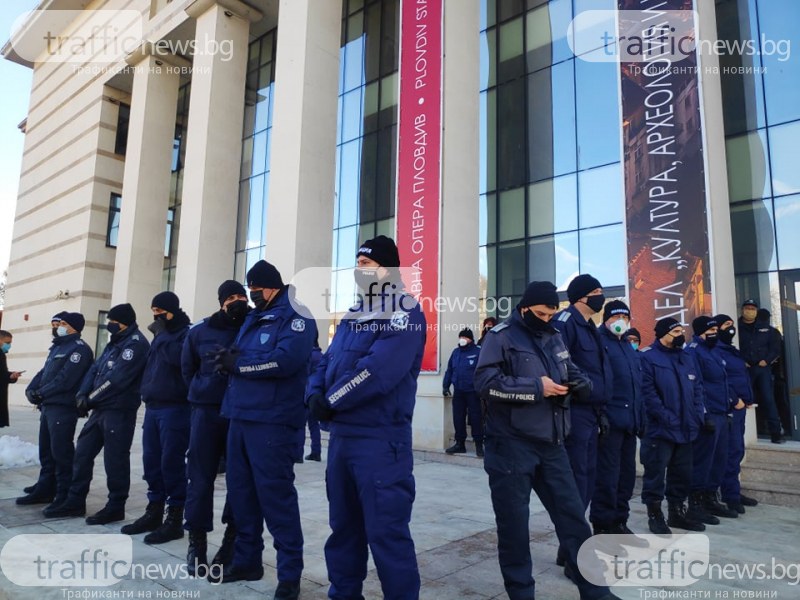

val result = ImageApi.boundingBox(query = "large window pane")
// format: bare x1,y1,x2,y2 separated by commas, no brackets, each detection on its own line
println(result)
480,29,496,91
758,0,800,126
775,195,800,270
341,88,364,143
528,232,579,290
730,200,777,272
529,174,578,236
579,224,626,288
528,61,576,181
579,163,623,228
768,121,800,196
526,0,572,73
497,78,527,189
726,130,771,202
338,140,361,227
576,54,621,169
498,16,524,83
498,242,527,296
499,187,526,241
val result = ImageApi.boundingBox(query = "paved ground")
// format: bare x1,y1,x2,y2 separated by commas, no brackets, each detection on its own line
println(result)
1,404,799,600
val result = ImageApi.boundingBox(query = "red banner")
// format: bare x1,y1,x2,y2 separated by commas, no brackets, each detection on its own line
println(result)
395,0,443,372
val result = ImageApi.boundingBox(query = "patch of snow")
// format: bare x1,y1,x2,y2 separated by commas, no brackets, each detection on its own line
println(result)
0,435,39,469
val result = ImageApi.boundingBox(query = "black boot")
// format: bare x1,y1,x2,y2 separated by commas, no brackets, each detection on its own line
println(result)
305,452,321,461
726,500,745,514
475,440,484,458
703,491,738,518
16,490,55,505
687,491,720,525
144,505,185,544
274,580,301,600
121,501,164,535
207,563,264,584
668,502,705,531
740,494,759,507
187,531,208,577
23,484,37,494
86,505,126,525
591,524,628,557
42,498,86,518
445,441,466,454
212,524,236,567
612,521,649,548
771,432,785,444
647,502,671,535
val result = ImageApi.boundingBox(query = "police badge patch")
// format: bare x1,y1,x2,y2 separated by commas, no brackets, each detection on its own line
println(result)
291,319,306,332
390,311,409,330
121,349,134,361
70,352,81,363
260,332,271,344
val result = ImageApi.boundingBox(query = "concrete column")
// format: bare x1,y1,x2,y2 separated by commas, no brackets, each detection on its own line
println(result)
174,0,260,319
412,0,481,449
112,52,180,319
265,0,341,279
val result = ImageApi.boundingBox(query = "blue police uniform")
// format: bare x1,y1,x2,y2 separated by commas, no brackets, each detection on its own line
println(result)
685,337,734,494
717,340,754,504
64,325,150,510
738,317,781,436
221,287,316,583
474,310,612,600
181,310,241,532
639,342,705,506
551,304,613,507
307,292,426,600
140,313,191,509
304,346,324,458
25,333,93,501
590,325,643,530
443,342,483,446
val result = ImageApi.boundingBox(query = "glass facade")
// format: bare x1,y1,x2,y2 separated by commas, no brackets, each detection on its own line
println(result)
479,0,626,317
234,28,277,280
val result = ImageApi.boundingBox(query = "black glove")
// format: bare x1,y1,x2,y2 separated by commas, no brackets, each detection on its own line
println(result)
76,396,90,418
566,379,592,404
598,413,611,438
308,393,334,422
442,389,451,397
212,347,239,374
148,318,168,337
703,417,716,433
27,390,44,405
551,393,570,409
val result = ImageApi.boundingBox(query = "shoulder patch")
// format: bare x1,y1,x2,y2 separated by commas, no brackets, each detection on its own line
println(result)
121,349,134,361
76,340,85,346
291,318,306,332
132,335,140,341
556,350,570,360
557,312,571,322
490,322,509,333
640,346,652,353
689,342,698,348
390,311,409,330
70,352,82,363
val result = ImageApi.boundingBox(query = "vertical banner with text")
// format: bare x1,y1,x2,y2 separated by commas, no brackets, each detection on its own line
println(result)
618,0,712,343
395,0,443,372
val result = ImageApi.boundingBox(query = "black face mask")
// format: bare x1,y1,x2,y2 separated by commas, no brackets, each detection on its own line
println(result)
106,322,121,335
704,334,718,348
51,326,59,338
522,310,550,332
225,300,249,322
719,327,736,345
585,294,605,313
354,268,379,293
671,334,686,349
153,313,168,322
250,289,273,311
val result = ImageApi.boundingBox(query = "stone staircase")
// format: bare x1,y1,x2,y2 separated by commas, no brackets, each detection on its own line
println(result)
740,440,800,508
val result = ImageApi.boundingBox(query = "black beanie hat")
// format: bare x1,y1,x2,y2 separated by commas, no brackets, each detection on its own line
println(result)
757,308,771,321
61,312,85,333
246,260,284,289
217,280,247,305
567,274,602,304
519,281,560,308
458,328,474,341
602,300,630,322
692,315,717,336
108,303,136,326
151,291,181,314
713,314,734,328
626,327,641,341
51,311,67,323
356,235,401,268
654,317,682,339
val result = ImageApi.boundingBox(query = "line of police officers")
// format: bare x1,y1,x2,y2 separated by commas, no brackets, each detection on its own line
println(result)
13,237,771,600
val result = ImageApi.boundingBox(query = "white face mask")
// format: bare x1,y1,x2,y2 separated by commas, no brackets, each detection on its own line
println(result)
458,338,469,347
57,326,69,337
609,319,629,337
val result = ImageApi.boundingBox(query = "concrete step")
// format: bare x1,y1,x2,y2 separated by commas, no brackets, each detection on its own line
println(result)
743,440,800,468
740,461,800,488
739,481,800,509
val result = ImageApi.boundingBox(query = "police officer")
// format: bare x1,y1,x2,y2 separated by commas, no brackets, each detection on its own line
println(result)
180,280,249,576
738,299,783,443
18,313,93,509
591,300,645,540
714,314,759,514
122,292,192,544
44,303,150,523
443,328,483,457
625,328,641,351
307,235,426,600
639,317,706,534
684,316,738,524
475,280,618,600
210,260,316,600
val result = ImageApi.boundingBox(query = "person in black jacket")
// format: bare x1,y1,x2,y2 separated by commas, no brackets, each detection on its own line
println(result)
443,328,483,456
475,280,619,600
18,313,93,508
180,280,249,576
303,341,324,462
122,291,192,544
0,330,22,429
738,299,783,443
44,303,150,522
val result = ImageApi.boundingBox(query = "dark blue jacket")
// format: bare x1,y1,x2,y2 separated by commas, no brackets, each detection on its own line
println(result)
599,325,643,434
443,343,480,394
685,336,734,415
474,310,590,445
79,324,150,411
307,293,426,443
181,310,245,406
26,334,93,408
551,304,612,408
140,312,191,406
717,341,754,406
738,317,780,366
222,287,317,428
639,341,705,444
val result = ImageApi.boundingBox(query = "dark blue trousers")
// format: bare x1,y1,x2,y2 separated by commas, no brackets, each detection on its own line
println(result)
640,437,692,505
325,435,418,600
750,366,781,435
68,408,137,509
306,410,321,455
484,436,611,600
565,404,599,509
184,405,232,532
142,404,190,507
721,408,747,503
226,419,303,582
452,390,483,444
34,405,78,501
691,413,729,492
590,427,637,527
